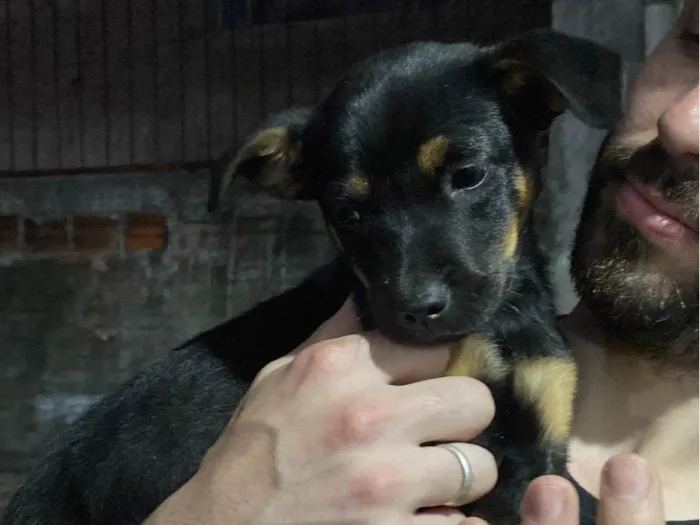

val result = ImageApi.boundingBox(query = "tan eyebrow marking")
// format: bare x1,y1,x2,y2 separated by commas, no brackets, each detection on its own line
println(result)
503,212,519,260
514,170,533,209
347,171,370,196
417,135,450,174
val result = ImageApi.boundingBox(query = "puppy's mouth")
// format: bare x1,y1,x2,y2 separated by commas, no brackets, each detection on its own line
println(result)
377,323,468,346
365,303,478,346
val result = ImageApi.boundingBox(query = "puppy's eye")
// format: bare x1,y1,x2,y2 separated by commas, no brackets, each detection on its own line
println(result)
337,206,361,226
451,166,488,191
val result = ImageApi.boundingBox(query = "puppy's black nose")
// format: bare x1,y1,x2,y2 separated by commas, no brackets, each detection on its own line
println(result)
399,282,451,327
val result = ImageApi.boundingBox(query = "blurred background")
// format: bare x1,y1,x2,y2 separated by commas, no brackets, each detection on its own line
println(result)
0,0,683,511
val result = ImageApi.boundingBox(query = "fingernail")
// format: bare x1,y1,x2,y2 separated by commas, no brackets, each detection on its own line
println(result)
603,455,651,501
521,483,565,522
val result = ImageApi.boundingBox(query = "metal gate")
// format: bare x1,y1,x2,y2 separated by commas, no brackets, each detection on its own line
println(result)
0,0,551,178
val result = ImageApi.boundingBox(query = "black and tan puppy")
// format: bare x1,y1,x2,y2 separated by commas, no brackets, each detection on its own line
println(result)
1,29,621,525
215,28,621,524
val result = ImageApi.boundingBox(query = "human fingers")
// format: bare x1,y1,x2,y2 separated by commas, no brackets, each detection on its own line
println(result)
596,454,665,525
520,475,580,525
412,507,471,525
352,508,468,525
411,443,498,508
361,330,453,384
390,376,495,444
457,518,489,525
335,443,496,511
283,332,453,396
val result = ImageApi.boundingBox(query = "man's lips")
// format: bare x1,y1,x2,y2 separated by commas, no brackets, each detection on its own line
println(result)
629,178,698,231
614,179,699,246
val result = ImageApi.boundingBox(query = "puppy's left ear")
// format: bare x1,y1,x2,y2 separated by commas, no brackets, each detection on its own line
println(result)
208,106,316,212
487,28,623,131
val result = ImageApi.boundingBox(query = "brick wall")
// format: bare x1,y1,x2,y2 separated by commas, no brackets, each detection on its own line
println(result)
1,213,166,255
0,173,336,509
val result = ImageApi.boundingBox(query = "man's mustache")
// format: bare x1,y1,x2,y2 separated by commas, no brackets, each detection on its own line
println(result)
600,139,699,221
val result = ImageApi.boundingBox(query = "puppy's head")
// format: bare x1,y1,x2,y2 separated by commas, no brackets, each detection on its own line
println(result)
216,29,621,345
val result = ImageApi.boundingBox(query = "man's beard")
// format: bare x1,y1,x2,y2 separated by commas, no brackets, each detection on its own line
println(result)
570,135,699,372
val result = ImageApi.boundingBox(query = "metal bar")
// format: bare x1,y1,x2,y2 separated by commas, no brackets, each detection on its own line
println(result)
259,1,266,117
0,161,214,180
5,0,14,171
178,0,186,162
284,0,292,107
230,2,238,149
30,0,38,170
400,0,410,44
103,0,111,165
204,0,212,159
152,0,160,162
127,0,135,163
373,0,379,53
75,0,85,166
314,0,321,102
53,0,63,168
432,1,440,39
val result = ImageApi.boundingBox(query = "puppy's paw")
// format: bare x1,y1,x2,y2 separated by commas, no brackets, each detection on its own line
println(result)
460,440,567,525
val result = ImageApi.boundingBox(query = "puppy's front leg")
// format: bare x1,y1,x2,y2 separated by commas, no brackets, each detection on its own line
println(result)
444,329,577,525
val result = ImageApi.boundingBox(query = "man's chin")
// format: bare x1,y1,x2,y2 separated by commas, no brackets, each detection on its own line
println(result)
571,168,699,372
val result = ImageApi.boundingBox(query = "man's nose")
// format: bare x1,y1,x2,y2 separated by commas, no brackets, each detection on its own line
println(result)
658,87,699,159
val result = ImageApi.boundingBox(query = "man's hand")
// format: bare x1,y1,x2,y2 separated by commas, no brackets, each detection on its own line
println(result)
459,454,664,525
144,299,500,525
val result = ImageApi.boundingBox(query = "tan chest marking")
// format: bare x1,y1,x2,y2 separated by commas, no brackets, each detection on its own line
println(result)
512,357,578,445
445,333,510,383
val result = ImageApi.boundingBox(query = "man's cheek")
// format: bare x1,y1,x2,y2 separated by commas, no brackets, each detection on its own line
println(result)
623,46,686,129
614,86,671,145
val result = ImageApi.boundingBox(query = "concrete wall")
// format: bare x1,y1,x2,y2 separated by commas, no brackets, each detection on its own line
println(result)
0,0,553,511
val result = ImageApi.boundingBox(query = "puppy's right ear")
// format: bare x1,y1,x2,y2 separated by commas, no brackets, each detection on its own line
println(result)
208,106,315,211
487,29,623,131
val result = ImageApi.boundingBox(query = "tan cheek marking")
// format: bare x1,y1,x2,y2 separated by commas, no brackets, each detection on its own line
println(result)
348,172,370,196
503,213,519,260
417,136,450,174
445,333,510,383
512,357,578,445
514,170,532,210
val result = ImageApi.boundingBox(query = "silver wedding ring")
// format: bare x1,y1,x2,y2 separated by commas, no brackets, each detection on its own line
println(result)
438,443,474,507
